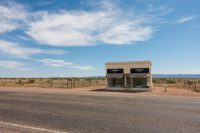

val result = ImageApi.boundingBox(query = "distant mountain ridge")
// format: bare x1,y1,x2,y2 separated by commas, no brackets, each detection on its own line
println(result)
89,74,200,78
1,74,200,79
153,74,200,78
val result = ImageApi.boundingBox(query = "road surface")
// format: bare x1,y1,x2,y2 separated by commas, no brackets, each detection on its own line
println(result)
0,89,200,133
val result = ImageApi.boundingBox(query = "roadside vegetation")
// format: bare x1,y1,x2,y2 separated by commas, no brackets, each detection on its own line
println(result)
0,78,105,88
0,77,199,93
153,78,200,92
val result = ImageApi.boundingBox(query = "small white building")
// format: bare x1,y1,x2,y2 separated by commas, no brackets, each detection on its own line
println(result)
106,61,153,91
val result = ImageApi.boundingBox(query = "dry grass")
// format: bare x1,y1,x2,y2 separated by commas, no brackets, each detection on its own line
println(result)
152,84,200,97
0,78,106,88
0,78,200,97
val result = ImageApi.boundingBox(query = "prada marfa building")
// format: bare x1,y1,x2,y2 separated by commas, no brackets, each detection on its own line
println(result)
106,61,153,91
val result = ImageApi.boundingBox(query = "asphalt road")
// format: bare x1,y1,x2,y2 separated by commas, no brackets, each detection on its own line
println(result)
0,90,200,133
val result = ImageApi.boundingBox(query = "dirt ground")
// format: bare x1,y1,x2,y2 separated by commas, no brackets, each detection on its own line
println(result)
0,85,200,97
152,85,200,97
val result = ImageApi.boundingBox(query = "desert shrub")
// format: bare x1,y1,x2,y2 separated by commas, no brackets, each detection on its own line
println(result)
188,80,193,85
86,78,92,81
68,78,72,81
47,79,52,84
166,79,176,84
28,79,35,84
153,79,159,83
49,78,55,81
16,80,23,85
74,78,80,81
177,79,182,82
52,78,61,80
160,78,167,81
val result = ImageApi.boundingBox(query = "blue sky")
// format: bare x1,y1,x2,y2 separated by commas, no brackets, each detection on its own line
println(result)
0,0,200,77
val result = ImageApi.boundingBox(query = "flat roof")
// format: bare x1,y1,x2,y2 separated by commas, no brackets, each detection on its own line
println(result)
106,60,152,65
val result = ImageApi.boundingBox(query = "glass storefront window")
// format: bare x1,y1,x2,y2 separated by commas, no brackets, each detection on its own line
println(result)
108,78,124,87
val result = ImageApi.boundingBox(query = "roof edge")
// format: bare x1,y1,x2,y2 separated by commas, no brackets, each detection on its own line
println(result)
106,60,152,65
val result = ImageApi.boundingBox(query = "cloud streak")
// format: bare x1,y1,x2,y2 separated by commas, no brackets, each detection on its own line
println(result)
0,60,32,71
175,15,197,24
39,59,96,70
0,1,27,34
0,40,66,58
0,60,25,68
39,59,73,67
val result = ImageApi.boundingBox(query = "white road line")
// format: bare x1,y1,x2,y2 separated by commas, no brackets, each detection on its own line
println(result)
0,121,69,133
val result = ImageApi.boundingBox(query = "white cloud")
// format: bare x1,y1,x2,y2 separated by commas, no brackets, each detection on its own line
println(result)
0,20,17,34
39,59,96,70
40,49,66,55
175,15,197,24
17,35,32,41
0,60,32,71
25,2,161,46
98,22,153,45
17,67,32,71
0,40,66,58
0,1,171,46
39,59,73,67
0,61,25,68
70,65,96,70
0,2,27,33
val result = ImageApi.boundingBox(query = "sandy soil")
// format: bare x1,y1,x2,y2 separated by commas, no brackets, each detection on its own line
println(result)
0,85,200,97
152,86,200,97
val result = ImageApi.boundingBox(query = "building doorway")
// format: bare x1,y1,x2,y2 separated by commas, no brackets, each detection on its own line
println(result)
126,75,131,88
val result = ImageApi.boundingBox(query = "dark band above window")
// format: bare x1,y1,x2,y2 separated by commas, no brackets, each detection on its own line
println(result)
131,68,149,73
107,69,123,74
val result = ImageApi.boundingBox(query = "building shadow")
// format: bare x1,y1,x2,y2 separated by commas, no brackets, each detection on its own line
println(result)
90,88,147,93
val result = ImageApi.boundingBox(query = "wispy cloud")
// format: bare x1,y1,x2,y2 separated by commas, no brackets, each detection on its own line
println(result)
39,59,96,70
0,60,32,71
0,60,25,68
0,1,27,34
0,1,172,46
17,67,33,71
17,35,32,41
70,65,96,70
0,40,66,58
24,2,171,46
34,1,51,6
39,59,73,67
175,15,197,24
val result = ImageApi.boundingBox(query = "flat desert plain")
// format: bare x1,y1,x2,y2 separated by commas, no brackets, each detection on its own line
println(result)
0,84,200,97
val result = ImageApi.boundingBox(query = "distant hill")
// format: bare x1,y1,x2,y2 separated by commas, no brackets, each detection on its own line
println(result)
153,74,200,78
